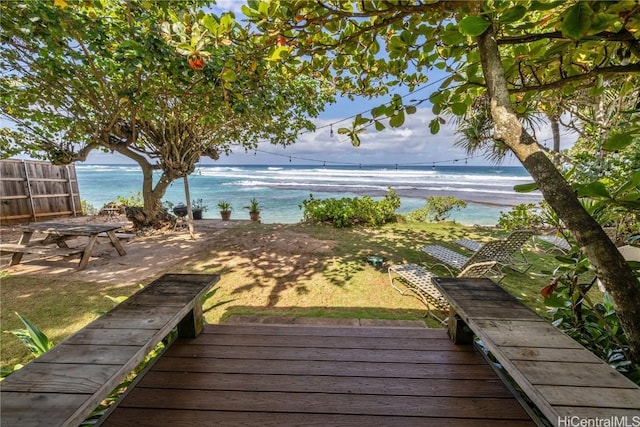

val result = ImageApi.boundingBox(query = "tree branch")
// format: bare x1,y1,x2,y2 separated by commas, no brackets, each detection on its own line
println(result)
510,64,640,93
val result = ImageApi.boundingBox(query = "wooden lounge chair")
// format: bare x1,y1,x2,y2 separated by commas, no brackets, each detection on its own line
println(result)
389,261,497,323
454,230,534,273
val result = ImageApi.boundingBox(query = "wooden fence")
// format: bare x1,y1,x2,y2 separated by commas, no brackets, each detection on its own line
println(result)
0,159,82,225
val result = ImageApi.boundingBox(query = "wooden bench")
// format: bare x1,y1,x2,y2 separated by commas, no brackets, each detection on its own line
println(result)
433,277,640,425
0,273,219,427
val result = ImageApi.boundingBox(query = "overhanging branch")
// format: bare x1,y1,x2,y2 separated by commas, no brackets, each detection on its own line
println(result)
510,63,640,93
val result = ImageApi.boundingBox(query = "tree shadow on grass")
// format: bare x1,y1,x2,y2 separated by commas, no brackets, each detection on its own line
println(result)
181,222,554,319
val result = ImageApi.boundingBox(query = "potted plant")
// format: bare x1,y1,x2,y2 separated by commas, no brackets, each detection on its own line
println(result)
244,198,260,222
217,201,233,221
191,199,208,220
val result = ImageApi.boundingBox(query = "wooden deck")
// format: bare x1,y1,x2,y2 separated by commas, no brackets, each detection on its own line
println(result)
101,323,535,426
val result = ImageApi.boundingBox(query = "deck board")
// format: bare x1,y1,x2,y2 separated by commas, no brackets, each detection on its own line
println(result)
434,277,640,426
101,323,535,426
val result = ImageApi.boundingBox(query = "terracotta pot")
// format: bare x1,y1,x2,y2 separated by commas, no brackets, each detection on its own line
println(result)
221,211,231,221
249,211,260,222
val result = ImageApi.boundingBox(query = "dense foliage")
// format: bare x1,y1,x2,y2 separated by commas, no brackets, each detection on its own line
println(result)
497,203,544,231
406,196,467,223
301,188,400,228
0,1,332,222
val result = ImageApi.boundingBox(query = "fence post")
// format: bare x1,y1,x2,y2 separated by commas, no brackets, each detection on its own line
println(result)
22,160,37,222
65,165,78,216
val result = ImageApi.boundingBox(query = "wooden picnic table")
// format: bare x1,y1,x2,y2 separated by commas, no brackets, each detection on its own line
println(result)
3,222,127,270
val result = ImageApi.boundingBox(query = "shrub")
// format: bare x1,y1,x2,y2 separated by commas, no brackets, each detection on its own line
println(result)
497,203,544,231
115,191,144,207
300,187,400,228
82,199,98,215
542,252,639,382
406,195,467,222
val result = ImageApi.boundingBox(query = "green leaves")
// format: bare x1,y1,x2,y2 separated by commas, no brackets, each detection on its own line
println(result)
514,183,539,193
458,16,491,37
429,118,440,134
602,129,639,151
498,5,527,24
560,3,594,39
4,313,55,357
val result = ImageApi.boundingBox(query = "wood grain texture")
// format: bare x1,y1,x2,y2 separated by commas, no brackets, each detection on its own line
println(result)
0,273,219,427
434,277,640,427
104,408,538,427
101,324,535,426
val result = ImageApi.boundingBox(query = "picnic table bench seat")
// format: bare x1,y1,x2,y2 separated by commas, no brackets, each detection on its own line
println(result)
0,273,219,427
0,243,84,258
433,277,640,426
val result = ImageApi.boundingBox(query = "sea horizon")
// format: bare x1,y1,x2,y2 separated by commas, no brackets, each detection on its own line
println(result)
76,163,542,226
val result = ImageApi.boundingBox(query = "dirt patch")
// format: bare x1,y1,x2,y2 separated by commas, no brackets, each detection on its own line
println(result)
219,226,336,255
0,215,254,286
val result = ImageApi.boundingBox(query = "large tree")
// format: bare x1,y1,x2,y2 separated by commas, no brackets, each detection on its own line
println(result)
0,0,331,223
217,1,640,360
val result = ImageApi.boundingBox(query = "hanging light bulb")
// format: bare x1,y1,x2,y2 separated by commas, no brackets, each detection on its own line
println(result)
289,156,292,162
330,124,334,137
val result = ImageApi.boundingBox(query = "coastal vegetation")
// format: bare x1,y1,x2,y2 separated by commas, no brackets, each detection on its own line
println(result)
234,0,640,363
300,187,400,227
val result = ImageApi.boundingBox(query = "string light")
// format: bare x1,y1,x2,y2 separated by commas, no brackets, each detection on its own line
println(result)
329,124,334,138
248,147,479,167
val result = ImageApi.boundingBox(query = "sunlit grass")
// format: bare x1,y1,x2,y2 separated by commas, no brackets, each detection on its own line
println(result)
1,221,566,372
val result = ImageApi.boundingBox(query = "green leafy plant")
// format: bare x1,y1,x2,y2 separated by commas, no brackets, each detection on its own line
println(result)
497,203,544,231
115,192,144,207
4,312,55,358
244,198,260,213
217,201,233,211
2,313,55,376
82,199,98,215
542,252,639,381
191,199,208,212
301,187,400,228
406,196,467,222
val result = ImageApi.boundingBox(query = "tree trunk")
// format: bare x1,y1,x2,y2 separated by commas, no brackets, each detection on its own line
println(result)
477,26,640,363
113,145,175,227
551,116,560,153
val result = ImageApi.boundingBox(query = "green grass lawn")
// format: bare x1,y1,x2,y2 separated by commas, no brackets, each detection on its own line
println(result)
0,221,568,373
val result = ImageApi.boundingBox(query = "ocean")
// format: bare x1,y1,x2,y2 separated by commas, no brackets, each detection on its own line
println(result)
75,164,542,225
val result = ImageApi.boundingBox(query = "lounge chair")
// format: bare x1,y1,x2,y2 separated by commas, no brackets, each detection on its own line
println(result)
536,234,572,252
420,240,511,279
389,261,496,323
454,230,534,273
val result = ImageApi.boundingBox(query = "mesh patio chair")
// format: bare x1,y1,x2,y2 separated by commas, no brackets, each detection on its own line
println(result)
389,261,497,323
536,234,572,253
421,240,510,279
454,230,534,273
